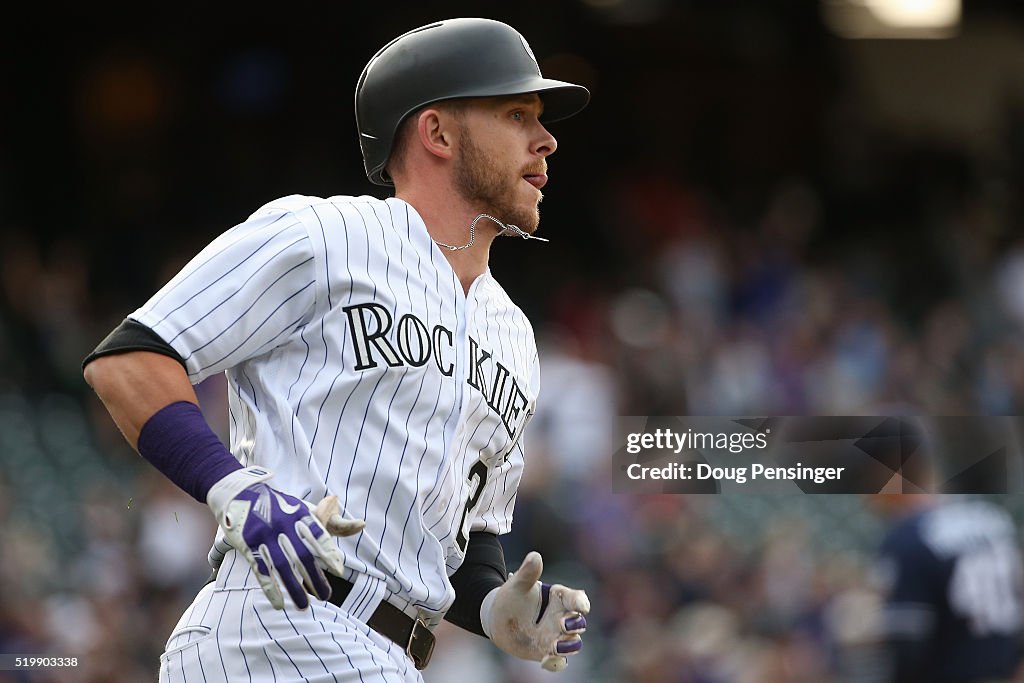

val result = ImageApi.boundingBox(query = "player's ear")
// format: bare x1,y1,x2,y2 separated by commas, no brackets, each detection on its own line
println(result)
416,108,457,161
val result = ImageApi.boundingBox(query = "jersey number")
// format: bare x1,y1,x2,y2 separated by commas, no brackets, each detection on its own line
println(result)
455,460,489,553
949,545,1024,636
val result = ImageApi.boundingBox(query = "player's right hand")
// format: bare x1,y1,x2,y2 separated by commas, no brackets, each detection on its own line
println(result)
480,551,590,672
206,466,365,610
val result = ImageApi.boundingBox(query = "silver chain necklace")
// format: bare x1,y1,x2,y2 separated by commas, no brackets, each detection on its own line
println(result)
433,214,550,251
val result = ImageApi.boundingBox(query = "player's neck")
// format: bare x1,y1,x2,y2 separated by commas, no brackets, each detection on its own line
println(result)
396,189,497,295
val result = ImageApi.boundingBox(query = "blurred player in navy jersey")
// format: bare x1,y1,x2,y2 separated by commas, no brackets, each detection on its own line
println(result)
869,492,1024,682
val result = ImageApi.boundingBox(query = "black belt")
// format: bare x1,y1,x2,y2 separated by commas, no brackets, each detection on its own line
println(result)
206,566,435,670
327,573,436,670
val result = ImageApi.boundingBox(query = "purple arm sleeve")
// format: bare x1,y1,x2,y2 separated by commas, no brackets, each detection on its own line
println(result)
136,401,243,502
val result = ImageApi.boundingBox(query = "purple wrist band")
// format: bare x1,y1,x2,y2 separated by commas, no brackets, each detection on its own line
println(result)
136,401,243,503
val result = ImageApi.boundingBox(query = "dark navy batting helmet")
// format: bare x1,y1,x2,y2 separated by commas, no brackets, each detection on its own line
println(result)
355,18,590,186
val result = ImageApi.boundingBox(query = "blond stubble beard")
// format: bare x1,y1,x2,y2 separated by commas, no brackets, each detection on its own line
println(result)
453,132,541,234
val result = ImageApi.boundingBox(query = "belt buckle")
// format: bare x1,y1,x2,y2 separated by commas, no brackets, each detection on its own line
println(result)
405,616,435,670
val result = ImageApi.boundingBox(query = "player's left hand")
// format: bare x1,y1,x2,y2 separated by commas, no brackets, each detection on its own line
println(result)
480,551,590,672
207,466,365,610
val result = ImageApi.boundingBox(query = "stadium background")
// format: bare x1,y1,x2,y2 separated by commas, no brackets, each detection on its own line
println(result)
4,1,1024,680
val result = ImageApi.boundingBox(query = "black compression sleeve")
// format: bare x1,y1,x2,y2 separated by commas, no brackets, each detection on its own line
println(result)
82,318,186,370
444,532,508,637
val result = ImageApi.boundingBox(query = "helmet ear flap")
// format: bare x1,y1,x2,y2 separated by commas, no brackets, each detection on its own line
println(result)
355,18,589,187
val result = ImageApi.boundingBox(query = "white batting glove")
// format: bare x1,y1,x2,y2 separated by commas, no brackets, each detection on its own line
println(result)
207,466,365,610
480,551,590,672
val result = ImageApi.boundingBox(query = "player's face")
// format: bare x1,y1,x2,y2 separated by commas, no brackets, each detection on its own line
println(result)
453,95,557,234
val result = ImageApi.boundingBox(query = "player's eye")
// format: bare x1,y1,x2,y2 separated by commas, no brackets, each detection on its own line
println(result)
510,111,524,121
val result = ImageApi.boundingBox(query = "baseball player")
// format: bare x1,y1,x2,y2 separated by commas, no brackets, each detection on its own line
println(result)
83,18,591,682
869,494,1024,682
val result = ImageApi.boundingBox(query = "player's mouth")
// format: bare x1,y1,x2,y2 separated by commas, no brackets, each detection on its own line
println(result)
523,173,547,189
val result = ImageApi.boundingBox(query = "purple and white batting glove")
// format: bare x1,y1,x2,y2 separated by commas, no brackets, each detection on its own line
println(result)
480,551,590,672
207,466,365,610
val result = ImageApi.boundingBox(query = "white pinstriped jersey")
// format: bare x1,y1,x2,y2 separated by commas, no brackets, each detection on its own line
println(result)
131,194,539,617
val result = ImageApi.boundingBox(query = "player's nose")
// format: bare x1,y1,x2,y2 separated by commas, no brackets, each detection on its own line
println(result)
533,124,557,158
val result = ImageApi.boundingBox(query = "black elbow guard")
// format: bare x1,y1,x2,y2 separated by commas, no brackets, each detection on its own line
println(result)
83,318,186,370
444,532,508,637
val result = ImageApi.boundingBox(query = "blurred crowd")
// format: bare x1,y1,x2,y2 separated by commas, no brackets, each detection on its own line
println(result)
5,3,1024,682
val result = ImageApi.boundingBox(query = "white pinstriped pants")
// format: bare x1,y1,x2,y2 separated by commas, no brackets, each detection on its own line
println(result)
158,550,425,683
